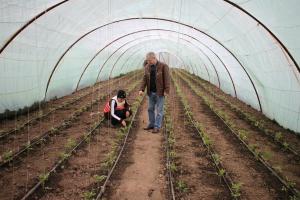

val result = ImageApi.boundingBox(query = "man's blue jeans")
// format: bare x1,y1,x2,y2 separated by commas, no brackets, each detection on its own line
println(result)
148,92,164,129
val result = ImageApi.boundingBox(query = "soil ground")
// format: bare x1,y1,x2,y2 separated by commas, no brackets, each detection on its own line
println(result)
104,98,167,200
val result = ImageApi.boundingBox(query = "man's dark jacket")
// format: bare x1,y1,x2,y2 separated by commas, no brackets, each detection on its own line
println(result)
140,61,170,96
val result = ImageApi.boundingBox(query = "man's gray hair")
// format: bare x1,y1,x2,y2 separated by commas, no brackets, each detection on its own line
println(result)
146,52,156,59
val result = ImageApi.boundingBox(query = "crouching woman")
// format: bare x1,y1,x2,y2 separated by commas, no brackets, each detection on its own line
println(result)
103,90,132,127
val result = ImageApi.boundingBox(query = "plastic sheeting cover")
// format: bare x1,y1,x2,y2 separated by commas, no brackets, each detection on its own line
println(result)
0,0,299,133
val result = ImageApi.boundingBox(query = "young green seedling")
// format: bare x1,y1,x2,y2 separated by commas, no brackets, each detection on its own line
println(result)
94,175,107,183
238,129,248,141
203,134,212,147
283,142,290,150
260,151,272,161
39,172,49,189
217,168,226,177
212,153,221,165
59,152,71,160
2,150,13,162
65,138,76,150
168,151,177,159
83,190,96,200
51,127,59,134
275,132,283,142
176,180,188,193
169,162,177,173
231,182,243,198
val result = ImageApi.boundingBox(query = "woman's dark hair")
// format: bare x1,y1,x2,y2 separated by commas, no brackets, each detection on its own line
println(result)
117,90,126,98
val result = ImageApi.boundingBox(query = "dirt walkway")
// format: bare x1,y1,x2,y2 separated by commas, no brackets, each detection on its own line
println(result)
108,99,166,200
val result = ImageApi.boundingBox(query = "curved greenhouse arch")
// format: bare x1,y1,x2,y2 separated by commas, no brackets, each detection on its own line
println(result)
0,1,299,132
74,32,225,94
69,28,260,110
1,1,298,74
43,18,250,99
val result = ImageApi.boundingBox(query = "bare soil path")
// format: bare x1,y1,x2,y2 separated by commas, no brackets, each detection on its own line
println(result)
105,99,167,200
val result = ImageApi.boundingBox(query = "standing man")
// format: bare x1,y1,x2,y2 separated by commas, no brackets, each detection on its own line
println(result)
139,52,170,133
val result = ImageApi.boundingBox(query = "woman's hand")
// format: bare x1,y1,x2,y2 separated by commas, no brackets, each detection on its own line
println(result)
121,120,127,127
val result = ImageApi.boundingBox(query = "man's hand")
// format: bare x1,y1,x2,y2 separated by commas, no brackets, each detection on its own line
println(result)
121,120,127,127
164,91,169,96
138,90,144,96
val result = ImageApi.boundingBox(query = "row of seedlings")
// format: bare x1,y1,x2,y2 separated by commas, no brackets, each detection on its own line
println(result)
0,95,103,168
163,98,176,200
177,69,300,161
177,69,299,156
82,94,145,200
0,74,140,167
174,71,299,198
171,76,239,199
19,77,142,200
0,71,139,141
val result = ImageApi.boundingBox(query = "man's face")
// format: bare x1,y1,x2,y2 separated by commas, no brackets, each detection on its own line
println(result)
146,56,157,65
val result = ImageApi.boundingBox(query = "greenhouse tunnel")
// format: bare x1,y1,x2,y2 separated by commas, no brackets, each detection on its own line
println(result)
1,1,300,199
1,0,300,133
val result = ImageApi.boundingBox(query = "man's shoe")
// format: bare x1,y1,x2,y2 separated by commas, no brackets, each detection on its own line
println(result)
152,128,160,133
144,126,154,130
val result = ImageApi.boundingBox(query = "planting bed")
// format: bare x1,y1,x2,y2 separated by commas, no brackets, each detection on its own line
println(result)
0,72,141,200
0,69,299,200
